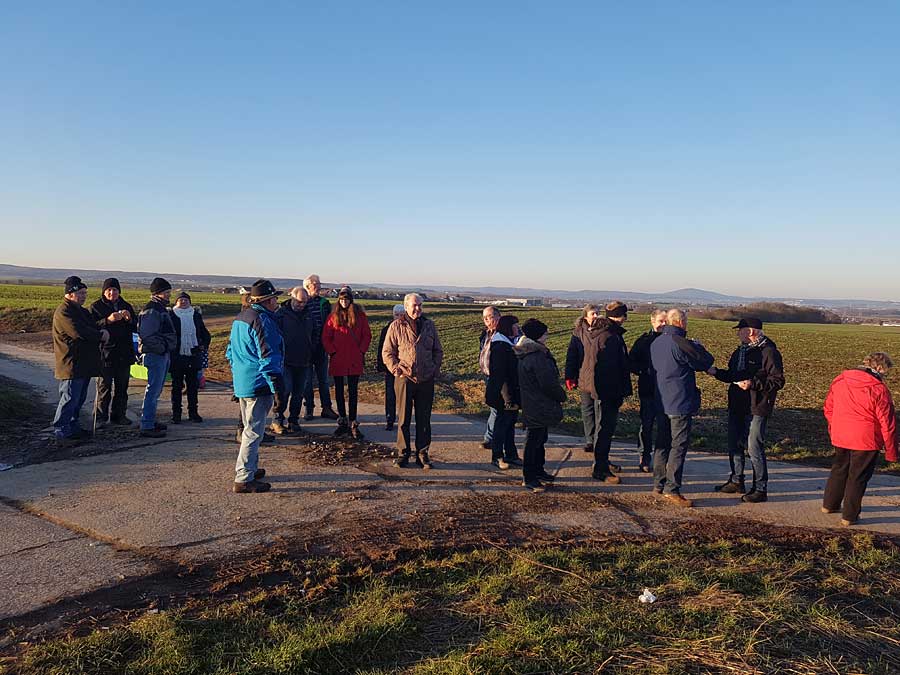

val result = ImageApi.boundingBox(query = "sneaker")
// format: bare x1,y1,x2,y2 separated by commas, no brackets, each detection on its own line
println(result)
715,480,745,494
254,468,266,480
821,506,839,514
350,421,364,440
522,480,546,493
492,458,511,470
663,493,693,508
537,471,555,482
320,408,339,420
233,480,271,494
741,490,768,503
304,411,315,421
188,413,203,423
139,428,166,438
393,454,410,468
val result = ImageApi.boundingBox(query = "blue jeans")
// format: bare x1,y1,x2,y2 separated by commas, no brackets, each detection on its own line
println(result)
53,378,90,438
653,414,692,495
491,408,519,462
303,353,332,413
140,352,170,431
275,365,308,424
236,394,273,483
484,407,497,444
727,413,769,492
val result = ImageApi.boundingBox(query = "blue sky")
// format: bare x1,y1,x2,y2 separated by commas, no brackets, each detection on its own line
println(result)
2,2,898,299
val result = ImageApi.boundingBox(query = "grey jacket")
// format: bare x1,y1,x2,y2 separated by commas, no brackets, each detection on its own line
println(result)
137,298,177,356
515,337,567,428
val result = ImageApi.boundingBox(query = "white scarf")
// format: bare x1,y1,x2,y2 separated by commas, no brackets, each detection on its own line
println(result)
174,307,198,356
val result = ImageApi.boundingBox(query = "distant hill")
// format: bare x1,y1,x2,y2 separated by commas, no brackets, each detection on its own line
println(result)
694,302,842,324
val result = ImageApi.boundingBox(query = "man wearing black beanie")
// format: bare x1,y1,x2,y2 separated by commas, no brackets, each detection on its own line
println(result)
137,277,177,437
90,278,137,426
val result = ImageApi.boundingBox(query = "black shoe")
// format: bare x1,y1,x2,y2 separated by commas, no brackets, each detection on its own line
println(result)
482,441,492,449
638,463,652,474
385,421,394,431
261,433,275,445
320,408,339,420
505,457,522,466
393,454,410,468
537,470,555,482
140,428,166,438
55,435,83,448
715,480,745,494
304,411,315,421
583,444,593,453
154,422,168,431
188,413,203,423
741,490,767,503
522,480,546,493
254,468,266,480
233,480,271,494
171,415,182,425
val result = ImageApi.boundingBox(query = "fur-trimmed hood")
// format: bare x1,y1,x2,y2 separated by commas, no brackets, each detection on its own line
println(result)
514,336,549,357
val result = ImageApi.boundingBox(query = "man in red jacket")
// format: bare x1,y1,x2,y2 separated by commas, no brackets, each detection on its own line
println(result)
822,352,898,525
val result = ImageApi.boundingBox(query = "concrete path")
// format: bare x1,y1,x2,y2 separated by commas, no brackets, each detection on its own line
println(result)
1,341,899,622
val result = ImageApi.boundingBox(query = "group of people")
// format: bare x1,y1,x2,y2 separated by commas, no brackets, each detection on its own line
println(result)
51,275,210,445
50,274,897,522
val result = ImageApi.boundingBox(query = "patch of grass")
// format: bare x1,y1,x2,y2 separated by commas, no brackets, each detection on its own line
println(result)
11,535,900,674
0,377,40,432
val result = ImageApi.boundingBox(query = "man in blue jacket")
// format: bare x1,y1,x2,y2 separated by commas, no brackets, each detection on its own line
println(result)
226,279,285,494
650,308,715,507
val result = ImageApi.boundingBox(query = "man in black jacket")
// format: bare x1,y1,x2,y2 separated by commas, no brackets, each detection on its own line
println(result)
708,318,785,503
90,278,137,427
629,309,667,472
274,287,314,434
376,304,405,431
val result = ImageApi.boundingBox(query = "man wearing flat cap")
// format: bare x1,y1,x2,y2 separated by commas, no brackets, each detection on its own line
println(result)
708,317,785,503
52,276,108,445
90,278,137,427
137,277,177,438
226,279,285,493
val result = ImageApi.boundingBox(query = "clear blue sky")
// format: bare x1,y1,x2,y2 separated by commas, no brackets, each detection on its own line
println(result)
2,2,898,299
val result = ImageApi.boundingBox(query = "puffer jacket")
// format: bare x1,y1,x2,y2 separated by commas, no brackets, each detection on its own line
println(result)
226,304,284,398
52,299,103,379
137,298,177,356
824,368,897,459
485,333,520,410
650,325,715,416
323,309,372,377
515,337,567,428
90,296,137,367
381,314,443,384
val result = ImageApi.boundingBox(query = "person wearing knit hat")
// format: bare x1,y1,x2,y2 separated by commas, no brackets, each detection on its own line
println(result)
136,277,177,437
515,318,567,492
89,278,137,426
168,291,211,424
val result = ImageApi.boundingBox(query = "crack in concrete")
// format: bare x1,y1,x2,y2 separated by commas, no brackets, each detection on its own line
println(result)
0,535,83,560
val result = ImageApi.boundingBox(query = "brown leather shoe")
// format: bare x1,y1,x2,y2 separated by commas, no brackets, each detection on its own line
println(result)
603,474,621,485
233,480,271,493
664,493,693,508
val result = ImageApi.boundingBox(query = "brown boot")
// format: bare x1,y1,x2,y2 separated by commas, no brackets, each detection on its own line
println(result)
233,480,271,493
663,492,693,508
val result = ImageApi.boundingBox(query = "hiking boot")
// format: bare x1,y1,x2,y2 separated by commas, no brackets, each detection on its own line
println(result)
821,506,839,514
320,408,339,420
537,470,555,482
139,427,166,438
233,480,271,494
254,468,266,480
715,479,745,494
419,451,433,470
741,490,767,503
350,421,364,440
492,458,510,470
393,453,410,468
663,493,693,508
482,441,492,449
171,413,182,425
583,444,593,453
304,411,315,421
188,413,203,423
522,480,546,493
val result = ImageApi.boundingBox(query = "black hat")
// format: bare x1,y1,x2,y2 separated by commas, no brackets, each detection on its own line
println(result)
150,277,172,294
249,279,282,301
338,285,353,298
102,277,121,292
176,291,191,302
733,317,763,329
64,275,87,294
521,318,548,341
605,301,629,318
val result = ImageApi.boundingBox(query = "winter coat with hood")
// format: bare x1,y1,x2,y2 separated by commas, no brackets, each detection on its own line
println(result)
516,337,567,428
565,317,632,401
650,325,715,416
485,332,520,410
226,303,284,399
90,296,137,367
381,314,444,384
322,308,372,377
137,297,177,356
276,298,315,368
53,299,103,380
824,368,898,459
629,329,663,399
714,337,785,417
168,307,212,368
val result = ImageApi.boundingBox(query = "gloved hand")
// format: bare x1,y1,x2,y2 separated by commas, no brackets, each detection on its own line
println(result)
271,376,285,411
273,388,285,413
565,379,577,391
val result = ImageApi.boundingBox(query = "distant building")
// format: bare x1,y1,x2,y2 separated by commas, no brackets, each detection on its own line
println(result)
505,298,543,307
551,303,573,309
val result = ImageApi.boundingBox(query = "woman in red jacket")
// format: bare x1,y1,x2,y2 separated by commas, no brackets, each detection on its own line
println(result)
322,287,372,439
822,352,897,525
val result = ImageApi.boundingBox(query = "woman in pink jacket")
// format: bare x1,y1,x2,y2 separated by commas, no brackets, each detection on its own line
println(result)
322,287,372,439
822,352,897,525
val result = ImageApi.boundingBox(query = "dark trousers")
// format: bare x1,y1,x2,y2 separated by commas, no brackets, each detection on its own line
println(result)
581,392,621,476
491,408,520,462
384,372,397,422
637,396,657,467
96,362,131,422
334,375,360,421
274,364,308,424
823,447,879,522
653,414,692,495
523,426,548,482
170,355,199,417
396,376,434,453
304,353,332,412
727,412,770,491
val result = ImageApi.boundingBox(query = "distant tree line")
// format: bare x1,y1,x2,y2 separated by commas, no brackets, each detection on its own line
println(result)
694,302,842,324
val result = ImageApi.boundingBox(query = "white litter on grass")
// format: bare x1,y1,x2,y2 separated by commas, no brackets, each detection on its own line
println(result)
0,463,12,471
638,588,657,604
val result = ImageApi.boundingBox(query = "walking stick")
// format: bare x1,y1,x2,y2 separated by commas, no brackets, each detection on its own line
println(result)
92,376,100,437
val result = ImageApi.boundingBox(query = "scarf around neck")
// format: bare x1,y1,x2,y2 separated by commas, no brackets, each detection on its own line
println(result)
173,306,198,356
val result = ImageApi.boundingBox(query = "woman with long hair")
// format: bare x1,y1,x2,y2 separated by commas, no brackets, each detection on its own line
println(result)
322,286,372,439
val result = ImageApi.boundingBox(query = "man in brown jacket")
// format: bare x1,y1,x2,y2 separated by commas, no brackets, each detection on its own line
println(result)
52,276,108,445
382,293,444,469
